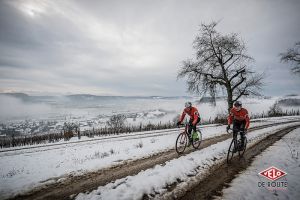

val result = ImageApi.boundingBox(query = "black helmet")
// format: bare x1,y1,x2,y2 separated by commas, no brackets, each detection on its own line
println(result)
234,101,242,107
185,102,192,108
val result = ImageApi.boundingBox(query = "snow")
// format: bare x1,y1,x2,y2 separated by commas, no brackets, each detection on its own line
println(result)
0,123,223,154
217,128,300,200
0,123,228,199
0,116,299,199
74,122,300,200
2,115,299,153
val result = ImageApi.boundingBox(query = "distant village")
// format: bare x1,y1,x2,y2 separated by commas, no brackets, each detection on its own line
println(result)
0,120,61,136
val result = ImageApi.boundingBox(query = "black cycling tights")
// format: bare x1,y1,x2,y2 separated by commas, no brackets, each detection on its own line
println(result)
188,118,201,135
233,119,246,139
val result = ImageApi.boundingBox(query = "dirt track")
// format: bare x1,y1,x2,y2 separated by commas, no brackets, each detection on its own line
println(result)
9,120,300,200
160,125,300,200
11,134,229,200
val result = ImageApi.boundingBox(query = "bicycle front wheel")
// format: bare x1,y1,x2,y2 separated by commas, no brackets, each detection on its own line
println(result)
175,132,188,154
227,139,236,163
238,137,247,157
192,129,202,149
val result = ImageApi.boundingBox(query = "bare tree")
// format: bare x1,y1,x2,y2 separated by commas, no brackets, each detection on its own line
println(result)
268,102,283,117
106,114,127,132
178,22,264,113
63,122,79,140
280,42,300,74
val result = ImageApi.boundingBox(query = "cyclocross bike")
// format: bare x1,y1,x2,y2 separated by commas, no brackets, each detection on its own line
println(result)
175,123,202,154
226,128,248,163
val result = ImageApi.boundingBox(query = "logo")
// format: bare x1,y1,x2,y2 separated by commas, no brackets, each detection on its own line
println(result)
259,166,287,181
258,166,288,190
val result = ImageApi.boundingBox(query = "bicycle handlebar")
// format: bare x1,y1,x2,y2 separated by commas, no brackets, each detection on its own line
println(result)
226,127,232,134
226,127,247,134
177,123,185,128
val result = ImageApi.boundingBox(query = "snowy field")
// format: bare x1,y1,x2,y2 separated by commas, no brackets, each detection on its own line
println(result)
218,128,300,200
74,122,300,200
1,115,299,152
1,116,299,199
0,123,226,199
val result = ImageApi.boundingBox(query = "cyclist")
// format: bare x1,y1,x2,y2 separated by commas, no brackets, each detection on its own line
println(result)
227,101,250,150
177,102,200,143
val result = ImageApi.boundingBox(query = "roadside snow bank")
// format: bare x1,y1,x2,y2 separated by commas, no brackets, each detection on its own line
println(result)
217,128,300,200
75,123,300,200
0,117,299,199
0,124,231,199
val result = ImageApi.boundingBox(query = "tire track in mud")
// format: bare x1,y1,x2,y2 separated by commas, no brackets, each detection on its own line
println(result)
162,125,300,200
8,120,300,200
9,134,229,200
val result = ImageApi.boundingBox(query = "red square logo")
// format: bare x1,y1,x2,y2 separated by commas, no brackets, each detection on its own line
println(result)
259,166,287,181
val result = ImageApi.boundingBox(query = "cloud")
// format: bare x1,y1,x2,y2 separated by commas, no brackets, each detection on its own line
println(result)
0,0,299,96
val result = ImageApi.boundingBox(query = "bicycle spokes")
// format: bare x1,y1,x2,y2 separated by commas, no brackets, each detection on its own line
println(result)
192,130,202,149
175,128,202,154
175,132,187,154
179,135,186,144
227,139,236,163
227,133,248,163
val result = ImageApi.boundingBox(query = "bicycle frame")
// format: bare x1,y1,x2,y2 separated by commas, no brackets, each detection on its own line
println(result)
227,128,247,163
227,128,244,144
175,123,202,154
183,124,189,135
177,123,190,135
179,123,195,134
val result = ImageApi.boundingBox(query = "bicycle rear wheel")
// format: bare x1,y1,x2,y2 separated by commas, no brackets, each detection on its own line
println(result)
238,137,247,157
192,129,202,149
227,139,236,163
175,132,188,154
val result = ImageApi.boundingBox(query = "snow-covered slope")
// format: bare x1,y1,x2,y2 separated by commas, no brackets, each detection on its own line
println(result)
217,128,300,200
1,116,299,199
75,122,300,200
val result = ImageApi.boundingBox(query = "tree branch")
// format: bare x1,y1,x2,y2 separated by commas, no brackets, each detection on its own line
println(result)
229,68,246,82
232,75,246,91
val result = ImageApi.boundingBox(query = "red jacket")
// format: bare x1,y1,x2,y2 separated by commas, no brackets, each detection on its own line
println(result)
228,107,250,129
179,107,200,126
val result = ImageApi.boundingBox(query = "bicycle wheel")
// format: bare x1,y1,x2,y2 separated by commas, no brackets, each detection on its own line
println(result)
238,137,247,157
227,139,236,163
192,129,202,149
175,132,188,154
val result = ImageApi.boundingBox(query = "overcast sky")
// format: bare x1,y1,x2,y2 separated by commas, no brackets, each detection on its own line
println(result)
0,0,299,96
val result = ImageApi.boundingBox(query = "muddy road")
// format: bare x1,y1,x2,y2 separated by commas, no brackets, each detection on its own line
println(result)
9,120,300,200
161,125,300,200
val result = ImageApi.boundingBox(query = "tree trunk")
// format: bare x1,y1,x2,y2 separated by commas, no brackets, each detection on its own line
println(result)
226,86,233,114
228,97,233,113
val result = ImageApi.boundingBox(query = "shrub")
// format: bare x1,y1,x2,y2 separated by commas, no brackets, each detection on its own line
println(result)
135,141,143,148
106,114,127,132
268,102,283,117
